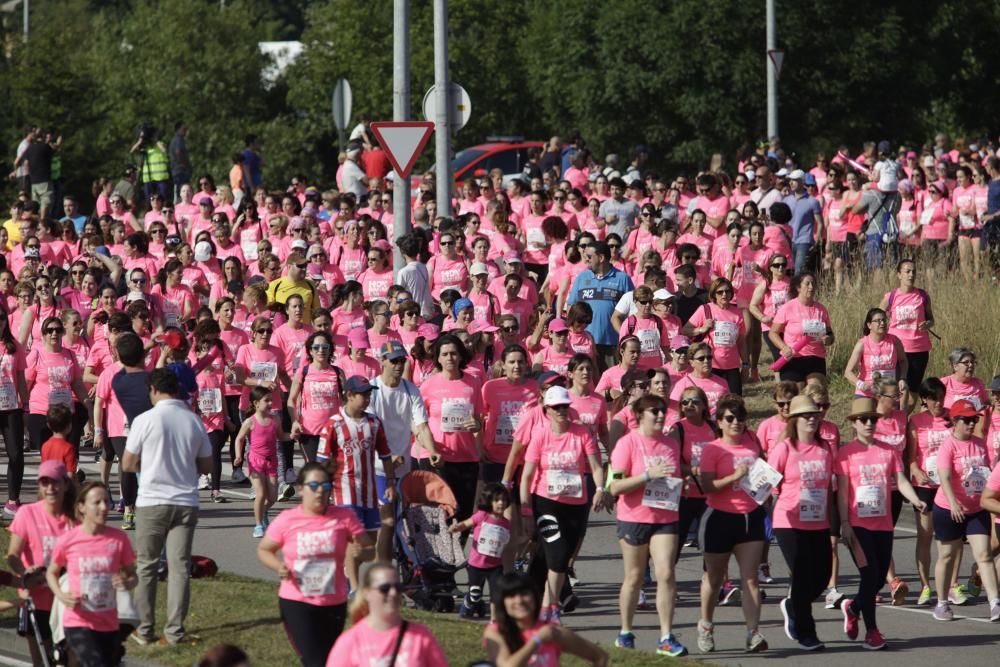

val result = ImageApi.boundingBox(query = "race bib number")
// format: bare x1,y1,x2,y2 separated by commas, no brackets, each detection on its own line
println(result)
856,483,886,518
294,558,337,597
925,455,939,485
198,388,222,415
80,572,115,612
527,227,545,248
712,321,738,347
802,319,825,340
240,230,259,260
476,523,510,560
48,388,72,408
440,398,472,433
250,361,277,383
963,466,990,496
899,211,916,237
0,381,17,411
798,488,827,523
739,458,783,505
920,208,934,227
546,469,583,499
959,214,976,230
642,476,683,511
637,327,660,354
495,414,521,446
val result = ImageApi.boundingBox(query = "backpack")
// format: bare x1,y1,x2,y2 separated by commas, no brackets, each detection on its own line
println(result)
191,555,218,578
624,312,665,338
863,191,899,269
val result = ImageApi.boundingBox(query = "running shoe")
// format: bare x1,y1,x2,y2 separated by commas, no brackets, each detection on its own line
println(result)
863,629,887,650
890,577,908,606
798,637,825,651
967,568,983,599
614,631,635,649
719,580,740,606
780,597,797,640
279,483,295,501
231,468,247,483
757,563,774,584
458,603,475,619
990,600,1000,622
683,536,696,548
252,524,265,538
824,587,845,609
560,591,579,613
122,511,135,531
198,474,211,490
2,500,20,517
949,584,969,606
657,634,688,657
211,492,228,503
917,585,933,606
841,598,859,640
566,566,579,587
932,602,953,621
745,629,768,653
637,589,649,610
696,619,714,653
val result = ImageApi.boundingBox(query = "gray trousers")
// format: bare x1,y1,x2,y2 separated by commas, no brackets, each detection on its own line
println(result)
134,505,198,642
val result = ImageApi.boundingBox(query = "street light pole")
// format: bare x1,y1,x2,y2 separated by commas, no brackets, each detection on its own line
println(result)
433,0,452,218
392,0,411,275
766,0,778,139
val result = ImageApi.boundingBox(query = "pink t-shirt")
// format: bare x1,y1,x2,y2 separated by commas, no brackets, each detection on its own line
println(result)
986,464,1000,525
700,434,763,514
770,439,834,530
481,379,539,464
272,323,312,390
756,415,788,454
984,406,1000,467
25,348,80,414
595,364,629,397
676,418,715,499
9,501,71,610
236,343,285,411
468,510,512,569
835,440,899,532
525,423,599,505
568,390,607,435
326,618,446,667
687,304,745,370
885,289,931,353
618,314,670,370
920,198,952,241
295,365,343,435
419,373,484,463
669,373,729,416
909,411,950,488
357,267,394,302
824,197,849,242
95,363,127,437
773,298,832,359
941,374,988,411
0,344,26,410
610,431,682,524
933,435,990,513
857,335,900,397
220,328,251,397
50,526,136,632
427,256,469,300
264,505,364,605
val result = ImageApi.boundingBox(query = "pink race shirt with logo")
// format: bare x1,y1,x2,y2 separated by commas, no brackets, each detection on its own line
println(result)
525,423,599,505
769,439,834,530
687,304,744,370
419,373,483,462
773,298,831,359
481,379,539,464
468,510,512,569
50,526,136,632
857,334,900,396
941,375,988,411
909,411,950,488
699,434,762,514
265,505,364,605
884,289,931,353
835,440,898,532
9,502,71,610
25,348,80,415
932,435,989,513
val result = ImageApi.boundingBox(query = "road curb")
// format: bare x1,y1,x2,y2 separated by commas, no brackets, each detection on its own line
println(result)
0,620,165,666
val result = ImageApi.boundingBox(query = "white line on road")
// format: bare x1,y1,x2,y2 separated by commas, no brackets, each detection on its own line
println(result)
882,603,994,624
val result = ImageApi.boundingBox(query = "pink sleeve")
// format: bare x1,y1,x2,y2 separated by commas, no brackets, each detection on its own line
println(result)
700,443,720,475
768,442,789,475
772,302,789,327
834,449,848,477
524,434,541,463
609,434,632,471
688,307,706,328
937,439,954,473
582,429,599,456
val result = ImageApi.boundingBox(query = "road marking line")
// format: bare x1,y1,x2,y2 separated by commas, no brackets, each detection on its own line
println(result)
882,603,993,623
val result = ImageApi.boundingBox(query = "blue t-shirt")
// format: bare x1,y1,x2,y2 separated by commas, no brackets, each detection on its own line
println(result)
987,178,1000,217
62,214,87,234
242,148,262,188
783,192,823,245
166,362,199,402
568,267,634,346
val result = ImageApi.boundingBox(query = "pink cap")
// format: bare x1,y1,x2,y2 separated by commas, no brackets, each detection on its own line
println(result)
288,217,306,230
468,319,499,335
504,252,522,263
417,323,440,339
670,335,691,350
547,318,569,333
348,327,370,349
38,460,67,481
373,239,391,253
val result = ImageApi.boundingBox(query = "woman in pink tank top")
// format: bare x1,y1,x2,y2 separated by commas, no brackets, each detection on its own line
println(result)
844,308,907,399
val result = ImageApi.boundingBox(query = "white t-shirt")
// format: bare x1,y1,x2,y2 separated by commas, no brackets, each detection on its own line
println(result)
125,399,213,508
368,377,429,475
875,159,900,192
342,159,369,198
614,290,637,317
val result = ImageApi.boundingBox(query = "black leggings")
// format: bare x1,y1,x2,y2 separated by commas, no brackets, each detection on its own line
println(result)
208,430,225,491
675,496,707,563
713,367,743,395
224,395,241,465
848,527,893,631
467,564,503,604
0,410,24,501
299,434,320,463
775,527,833,642
440,461,479,524
905,351,929,390
26,413,52,452
279,598,346,667
280,393,294,471
531,494,588,574
110,437,137,507
63,627,118,667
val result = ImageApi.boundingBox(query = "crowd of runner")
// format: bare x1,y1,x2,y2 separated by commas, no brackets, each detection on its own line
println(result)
3,124,1000,665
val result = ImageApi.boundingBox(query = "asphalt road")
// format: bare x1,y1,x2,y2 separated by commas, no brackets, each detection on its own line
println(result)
9,450,1000,665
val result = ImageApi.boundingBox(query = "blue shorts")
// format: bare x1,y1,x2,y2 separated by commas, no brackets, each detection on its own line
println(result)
932,505,992,542
375,474,397,507
339,504,381,531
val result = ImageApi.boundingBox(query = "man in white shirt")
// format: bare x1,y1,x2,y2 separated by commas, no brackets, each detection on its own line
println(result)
750,165,782,214
123,368,212,646
342,146,369,198
368,341,441,560
396,233,435,319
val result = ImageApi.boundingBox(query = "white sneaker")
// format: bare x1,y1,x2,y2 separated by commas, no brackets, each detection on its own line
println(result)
231,468,247,483
757,563,774,584
825,588,845,610
990,600,1000,622
284,468,297,484
198,474,211,490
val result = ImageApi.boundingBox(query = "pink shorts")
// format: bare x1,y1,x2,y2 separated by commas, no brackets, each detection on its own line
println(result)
247,451,277,477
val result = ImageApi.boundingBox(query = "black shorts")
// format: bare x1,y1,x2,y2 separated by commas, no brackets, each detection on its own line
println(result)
616,520,678,546
957,228,981,239
780,355,827,383
932,505,992,541
891,489,904,526
829,491,841,538
699,505,766,554
914,486,936,513
921,239,952,264
905,351,930,389
830,235,858,263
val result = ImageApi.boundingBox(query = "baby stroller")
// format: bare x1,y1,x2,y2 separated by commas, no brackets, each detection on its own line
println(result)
395,470,466,612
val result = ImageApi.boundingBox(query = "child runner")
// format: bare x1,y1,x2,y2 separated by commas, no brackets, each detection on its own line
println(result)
450,483,512,621
235,386,289,538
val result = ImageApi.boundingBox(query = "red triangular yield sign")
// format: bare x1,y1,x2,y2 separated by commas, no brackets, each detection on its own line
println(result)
370,121,435,179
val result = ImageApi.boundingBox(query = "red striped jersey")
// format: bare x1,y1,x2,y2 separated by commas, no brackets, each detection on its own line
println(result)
316,410,389,507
